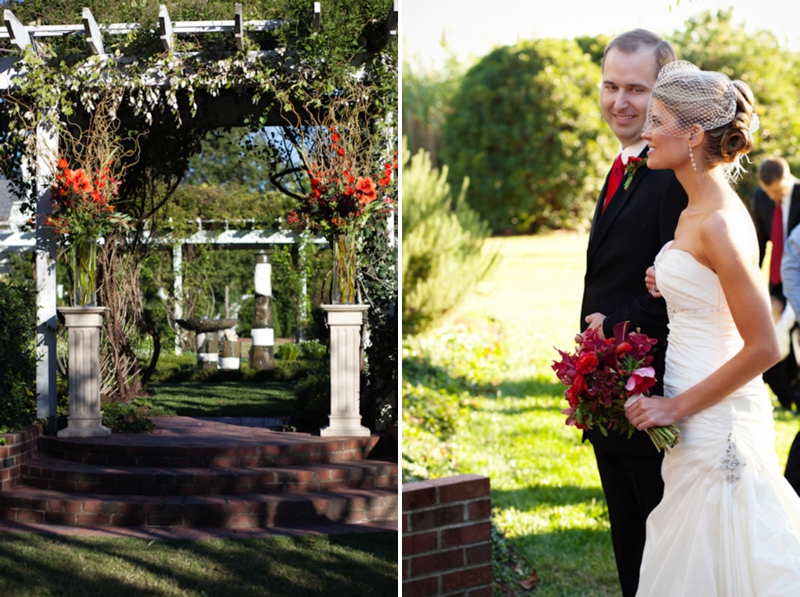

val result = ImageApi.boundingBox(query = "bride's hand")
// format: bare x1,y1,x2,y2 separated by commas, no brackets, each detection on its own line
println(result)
625,395,679,429
645,266,661,298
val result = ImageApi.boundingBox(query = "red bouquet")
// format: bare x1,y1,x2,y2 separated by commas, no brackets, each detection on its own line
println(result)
552,321,680,452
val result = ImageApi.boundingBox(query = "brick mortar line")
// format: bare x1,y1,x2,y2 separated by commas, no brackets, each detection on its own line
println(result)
439,583,493,597
403,496,490,514
402,561,493,583
401,539,491,560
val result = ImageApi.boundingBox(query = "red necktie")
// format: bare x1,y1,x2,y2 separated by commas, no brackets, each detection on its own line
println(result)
603,154,625,212
770,201,784,285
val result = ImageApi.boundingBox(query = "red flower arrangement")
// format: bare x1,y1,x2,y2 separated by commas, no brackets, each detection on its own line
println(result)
44,157,132,305
46,157,132,242
552,321,680,452
287,126,397,238
287,126,397,303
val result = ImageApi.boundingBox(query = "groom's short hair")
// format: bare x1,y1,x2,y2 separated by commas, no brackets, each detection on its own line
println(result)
602,29,677,76
758,156,791,186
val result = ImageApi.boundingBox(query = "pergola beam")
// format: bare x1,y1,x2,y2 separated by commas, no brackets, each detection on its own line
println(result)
159,4,174,52
234,4,245,51
82,8,105,56
3,9,32,50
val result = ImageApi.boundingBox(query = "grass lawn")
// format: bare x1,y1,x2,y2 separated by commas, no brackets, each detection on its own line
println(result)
404,232,800,596
13,352,397,595
0,532,398,596
144,381,297,418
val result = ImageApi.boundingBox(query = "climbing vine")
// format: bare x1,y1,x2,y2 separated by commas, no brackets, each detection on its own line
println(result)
0,0,397,418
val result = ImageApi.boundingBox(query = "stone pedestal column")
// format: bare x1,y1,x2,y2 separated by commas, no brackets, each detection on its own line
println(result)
320,304,371,437
57,306,111,438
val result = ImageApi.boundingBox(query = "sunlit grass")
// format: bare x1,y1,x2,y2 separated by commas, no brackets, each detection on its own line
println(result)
404,231,800,596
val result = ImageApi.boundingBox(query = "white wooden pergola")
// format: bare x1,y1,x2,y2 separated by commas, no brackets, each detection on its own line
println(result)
0,3,397,424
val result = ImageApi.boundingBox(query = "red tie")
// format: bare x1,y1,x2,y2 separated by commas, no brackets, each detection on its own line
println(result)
770,201,784,285
603,155,625,212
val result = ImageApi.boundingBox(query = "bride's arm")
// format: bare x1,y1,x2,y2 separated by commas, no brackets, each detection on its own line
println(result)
626,211,780,429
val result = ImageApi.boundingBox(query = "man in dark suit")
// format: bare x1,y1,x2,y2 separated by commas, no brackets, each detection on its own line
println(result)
580,30,688,597
751,156,800,411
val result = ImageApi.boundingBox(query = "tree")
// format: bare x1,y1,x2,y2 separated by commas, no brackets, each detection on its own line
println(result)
402,139,495,335
440,38,616,233
402,45,468,169
670,8,800,201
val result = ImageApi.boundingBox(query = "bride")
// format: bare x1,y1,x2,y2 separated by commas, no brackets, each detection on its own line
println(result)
625,61,800,595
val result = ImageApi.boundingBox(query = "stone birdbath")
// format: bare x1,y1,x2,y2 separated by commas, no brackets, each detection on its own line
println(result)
176,318,238,369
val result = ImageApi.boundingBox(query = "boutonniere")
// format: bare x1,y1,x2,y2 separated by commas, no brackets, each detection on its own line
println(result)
623,157,647,190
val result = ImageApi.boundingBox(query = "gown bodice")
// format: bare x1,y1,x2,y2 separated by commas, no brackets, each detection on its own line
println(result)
654,241,763,398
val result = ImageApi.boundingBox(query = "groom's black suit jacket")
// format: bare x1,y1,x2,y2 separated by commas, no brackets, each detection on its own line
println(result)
580,148,688,455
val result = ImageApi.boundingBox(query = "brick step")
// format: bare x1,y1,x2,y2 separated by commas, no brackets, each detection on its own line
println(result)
40,434,378,469
0,486,398,528
20,455,398,496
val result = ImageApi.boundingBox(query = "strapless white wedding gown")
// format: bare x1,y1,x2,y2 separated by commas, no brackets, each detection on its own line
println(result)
636,242,800,597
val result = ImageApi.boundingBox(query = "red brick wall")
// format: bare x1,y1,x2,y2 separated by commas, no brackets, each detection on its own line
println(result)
402,474,493,597
0,424,42,491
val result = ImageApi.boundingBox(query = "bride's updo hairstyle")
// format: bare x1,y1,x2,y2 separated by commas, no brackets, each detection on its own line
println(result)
644,60,756,178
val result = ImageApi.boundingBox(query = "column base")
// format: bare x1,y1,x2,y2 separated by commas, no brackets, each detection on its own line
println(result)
320,416,371,437
58,417,111,438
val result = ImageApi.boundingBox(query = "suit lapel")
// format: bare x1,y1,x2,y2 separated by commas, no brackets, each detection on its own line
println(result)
588,148,649,256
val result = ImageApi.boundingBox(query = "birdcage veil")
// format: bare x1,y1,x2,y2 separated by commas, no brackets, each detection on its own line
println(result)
643,60,756,181
643,61,736,137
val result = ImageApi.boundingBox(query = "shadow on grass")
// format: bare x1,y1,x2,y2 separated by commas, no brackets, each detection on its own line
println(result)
0,531,398,597
149,382,297,417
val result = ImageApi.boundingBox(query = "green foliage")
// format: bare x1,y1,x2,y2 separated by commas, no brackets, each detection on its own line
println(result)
669,8,800,202
0,281,37,431
575,34,612,67
100,401,157,433
440,38,615,233
402,320,505,482
402,47,468,169
299,339,327,360
275,340,327,361
402,141,496,335
285,370,331,431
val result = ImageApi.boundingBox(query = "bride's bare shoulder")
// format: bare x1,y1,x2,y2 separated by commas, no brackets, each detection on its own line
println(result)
699,202,759,264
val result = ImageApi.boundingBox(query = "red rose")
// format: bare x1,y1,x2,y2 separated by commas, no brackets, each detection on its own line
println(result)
616,342,632,356
576,352,599,374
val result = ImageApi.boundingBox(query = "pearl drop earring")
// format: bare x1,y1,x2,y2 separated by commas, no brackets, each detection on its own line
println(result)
689,145,697,171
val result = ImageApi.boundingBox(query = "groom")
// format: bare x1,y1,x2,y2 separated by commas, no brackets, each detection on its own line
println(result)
580,30,688,597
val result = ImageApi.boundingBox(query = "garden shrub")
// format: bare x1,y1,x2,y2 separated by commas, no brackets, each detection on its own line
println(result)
0,281,37,432
402,141,497,335
284,370,331,431
101,401,157,433
440,38,615,233
299,340,327,360
275,340,327,361
275,342,302,361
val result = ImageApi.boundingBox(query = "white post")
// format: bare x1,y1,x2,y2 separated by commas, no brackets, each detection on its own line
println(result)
33,117,58,423
320,304,371,437
172,242,183,355
250,250,274,369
